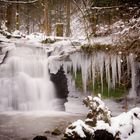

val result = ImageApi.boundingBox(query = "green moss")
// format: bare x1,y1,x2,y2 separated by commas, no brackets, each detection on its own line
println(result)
81,44,112,54
73,65,128,99
93,82,127,99
41,38,56,44
103,86,126,99
74,70,83,91
73,70,127,99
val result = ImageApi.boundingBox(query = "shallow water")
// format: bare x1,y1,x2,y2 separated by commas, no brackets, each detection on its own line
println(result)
0,111,84,140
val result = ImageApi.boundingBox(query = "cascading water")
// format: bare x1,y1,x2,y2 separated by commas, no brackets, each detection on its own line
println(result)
0,46,57,111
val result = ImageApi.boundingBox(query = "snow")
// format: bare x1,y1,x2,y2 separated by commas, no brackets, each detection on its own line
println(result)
12,30,25,38
1,21,7,31
65,103,140,140
1,42,15,53
0,33,9,42
65,119,94,138
70,12,86,40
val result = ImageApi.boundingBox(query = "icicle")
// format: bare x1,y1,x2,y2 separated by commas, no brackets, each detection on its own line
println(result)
111,55,117,88
129,53,137,98
70,52,80,78
63,61,72,74
92,55,96,91
117,55,122,85
127,56,130,77
105,54,111,92
98,53,105,94
80,53,91,93
88,58,92,81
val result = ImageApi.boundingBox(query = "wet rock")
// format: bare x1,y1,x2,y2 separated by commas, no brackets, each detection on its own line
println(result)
50,66,68,111
44,130,51,134
50,66,68,99
94,130,114,140
51,128,62,135
61,137,68,140
0,51,9,65
33,136,47,140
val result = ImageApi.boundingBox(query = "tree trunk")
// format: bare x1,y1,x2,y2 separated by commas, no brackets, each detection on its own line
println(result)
56,23,63,37
65,0,71,37
26,2,30,34
44,0,51,36
16,0,19,30
6,4,13,32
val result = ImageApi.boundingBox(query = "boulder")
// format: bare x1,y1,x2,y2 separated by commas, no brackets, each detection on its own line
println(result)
94,130,114,140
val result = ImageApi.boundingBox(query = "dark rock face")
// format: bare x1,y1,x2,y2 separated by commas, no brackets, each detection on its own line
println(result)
50,66,68,110
33,136,47,140
136,64,140,97
94,130,114,140
0,51,9,65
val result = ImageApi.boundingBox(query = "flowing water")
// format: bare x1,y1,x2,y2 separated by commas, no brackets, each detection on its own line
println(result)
0,46,58,111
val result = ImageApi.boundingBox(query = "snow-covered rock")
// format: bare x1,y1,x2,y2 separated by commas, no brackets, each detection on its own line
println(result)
64,95,140,140
65,119,94,139
12,30,25,38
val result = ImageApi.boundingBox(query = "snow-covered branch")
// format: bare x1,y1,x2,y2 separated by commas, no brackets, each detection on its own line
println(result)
72,0,91,43
0,0,39,4
91,5,136,10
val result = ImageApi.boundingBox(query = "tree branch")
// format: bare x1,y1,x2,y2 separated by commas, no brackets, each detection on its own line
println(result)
0,0,39,4
72,0,91,43
91,5,127,10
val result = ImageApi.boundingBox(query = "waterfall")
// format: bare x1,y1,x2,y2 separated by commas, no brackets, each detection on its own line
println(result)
0,47,57,111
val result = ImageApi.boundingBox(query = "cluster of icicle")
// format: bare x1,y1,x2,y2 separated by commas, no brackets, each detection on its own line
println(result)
49,52,136,95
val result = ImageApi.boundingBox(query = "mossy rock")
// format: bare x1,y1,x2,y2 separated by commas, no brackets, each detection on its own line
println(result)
81,44,112,54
